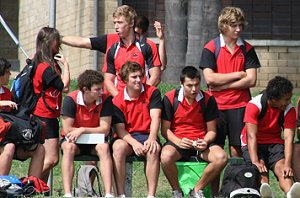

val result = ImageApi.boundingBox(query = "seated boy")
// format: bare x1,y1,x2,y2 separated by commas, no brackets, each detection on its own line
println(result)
0,57,45,177
241,76,300,198
112,61,162,198
160,66,227,198
60,70,114,198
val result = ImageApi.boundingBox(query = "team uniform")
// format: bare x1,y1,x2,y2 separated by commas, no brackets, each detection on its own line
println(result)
0,86,12,112
241,94,296,170
162,88,218,160
33,62,64,138
112,84,162,143
199,34,261,146
60,90,113,154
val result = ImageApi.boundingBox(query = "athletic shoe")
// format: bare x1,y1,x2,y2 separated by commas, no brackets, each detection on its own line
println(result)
260,183,274,198
172,190,183,198
287,182,300,198
187,189,205,198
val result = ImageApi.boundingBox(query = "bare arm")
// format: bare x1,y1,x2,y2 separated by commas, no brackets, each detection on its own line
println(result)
154,21,167,71
203,119,217,145
145,108,161,153
104,73,119,97
147,66,161,87
0,101,17,110
210,68,257,91
203,68,247,87
61,35,92,49
283,128,295,177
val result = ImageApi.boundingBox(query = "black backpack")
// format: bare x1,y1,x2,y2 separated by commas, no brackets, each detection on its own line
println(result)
0,111,45,151
10,59,54,116
220,162,260,198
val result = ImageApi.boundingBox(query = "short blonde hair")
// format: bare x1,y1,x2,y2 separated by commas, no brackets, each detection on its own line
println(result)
218,6,247,34
113,5,137,25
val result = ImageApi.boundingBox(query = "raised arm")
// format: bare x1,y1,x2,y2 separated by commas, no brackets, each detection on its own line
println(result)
61,35,92,49
154,21,167,71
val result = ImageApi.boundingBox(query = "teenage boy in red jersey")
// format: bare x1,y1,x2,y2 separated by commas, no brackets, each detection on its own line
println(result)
112,61,161,198
61,5,161,97
60,70,114,198
241,76,300,198
0,57,45,177
160,66,227,198
199,6,260,158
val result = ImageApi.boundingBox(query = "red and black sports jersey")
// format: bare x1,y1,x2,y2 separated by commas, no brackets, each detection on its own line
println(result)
0,86,12,112
112,84,162,134
33,62,63,118
162,88,218,140
102,36,161,91
60,90,113,138
241,94,296,145
199,35,261,110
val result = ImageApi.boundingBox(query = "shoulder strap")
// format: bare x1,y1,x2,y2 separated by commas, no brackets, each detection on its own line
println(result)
258,90,284,128
213,37,221,61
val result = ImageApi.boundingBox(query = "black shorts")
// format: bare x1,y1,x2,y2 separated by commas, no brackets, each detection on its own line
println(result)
35,116,59,139
242,144,285,171
164,141,213,162
215,107,245,146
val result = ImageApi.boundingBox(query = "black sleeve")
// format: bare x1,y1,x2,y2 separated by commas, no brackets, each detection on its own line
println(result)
60,96,76,118
162,95,173,121
199,48,216,70
112,105,125,124
42,67,64,91
149,89,162,109
100,96,114,117
245,47,261,70
106,48,117,74
90,35,107,53
204,96,219,122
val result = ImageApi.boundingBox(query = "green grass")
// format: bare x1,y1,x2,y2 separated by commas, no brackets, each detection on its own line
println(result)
8,81,300,197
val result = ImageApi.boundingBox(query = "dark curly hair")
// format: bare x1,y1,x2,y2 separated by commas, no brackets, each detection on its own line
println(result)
266,76,293,100
77,70,104,91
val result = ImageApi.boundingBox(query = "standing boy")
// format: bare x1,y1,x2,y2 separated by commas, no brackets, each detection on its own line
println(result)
112,61,161,198
241,76,300,198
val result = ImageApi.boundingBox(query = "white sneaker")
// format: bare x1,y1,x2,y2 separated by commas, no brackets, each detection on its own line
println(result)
260,183,274,198
118,194,126,198
187,189,205,198
105,193,114,198
287,182,300,198
63,193,73,198
172,190,183,198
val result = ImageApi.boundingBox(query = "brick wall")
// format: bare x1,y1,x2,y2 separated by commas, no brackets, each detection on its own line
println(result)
249,40,300,93
18,0,117,78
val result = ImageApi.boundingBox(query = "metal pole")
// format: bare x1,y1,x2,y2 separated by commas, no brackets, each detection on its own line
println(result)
93,0,99,70
0,14,29,58
47,1,56,196
49,0,56,28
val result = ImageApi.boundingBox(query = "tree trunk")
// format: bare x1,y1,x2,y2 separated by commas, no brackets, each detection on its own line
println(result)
163,0,188,83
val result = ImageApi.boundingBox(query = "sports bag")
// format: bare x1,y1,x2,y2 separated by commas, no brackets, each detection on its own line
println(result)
0,111,45,151
74,165,103,197
220,162,260,198
0,176,23,197
21,176,49,196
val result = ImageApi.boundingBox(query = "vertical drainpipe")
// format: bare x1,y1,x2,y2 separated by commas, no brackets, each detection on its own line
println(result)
93,0,98,70
47,0,56,196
